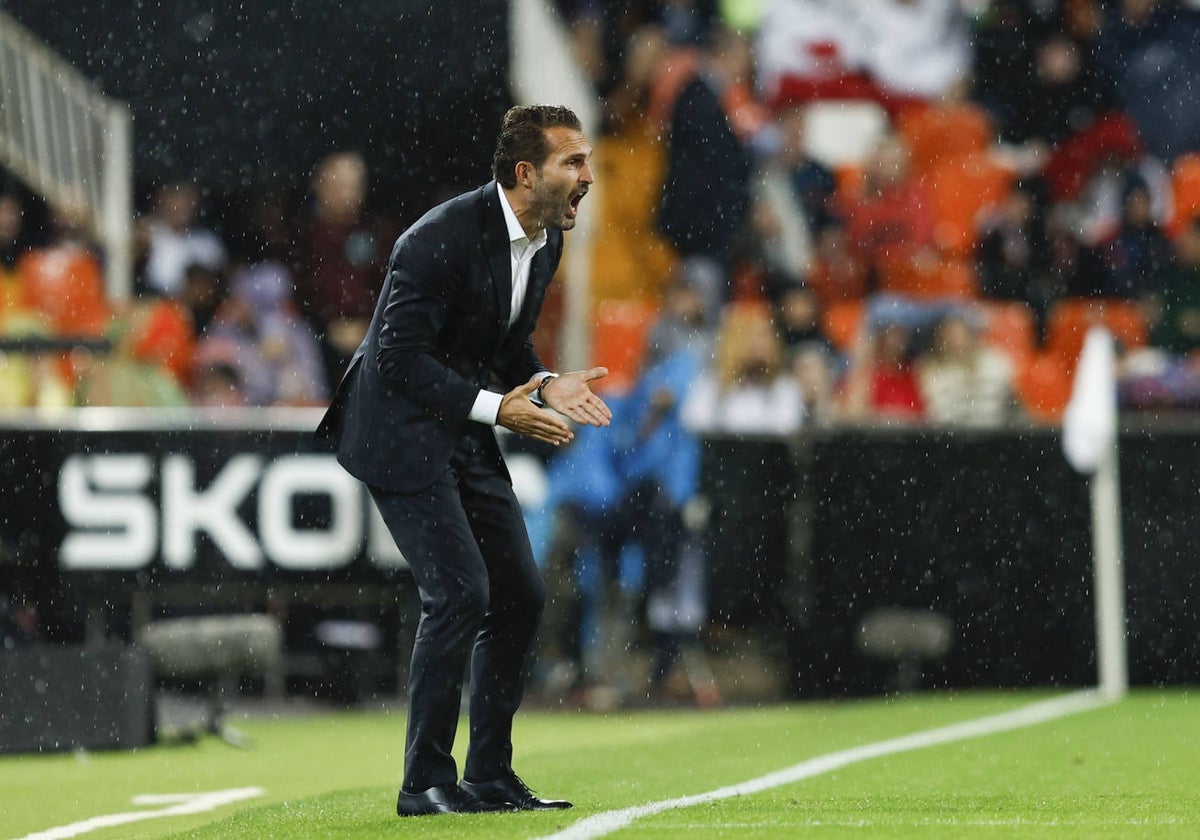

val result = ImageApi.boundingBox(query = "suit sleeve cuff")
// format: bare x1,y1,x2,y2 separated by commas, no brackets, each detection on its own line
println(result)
469,389,504,426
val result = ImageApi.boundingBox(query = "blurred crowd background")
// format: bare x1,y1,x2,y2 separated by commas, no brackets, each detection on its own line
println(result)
2,0,1200,706
2,0,1200,421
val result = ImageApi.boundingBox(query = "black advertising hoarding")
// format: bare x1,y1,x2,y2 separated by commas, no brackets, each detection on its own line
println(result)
0,409,407,598
3,411,1199,691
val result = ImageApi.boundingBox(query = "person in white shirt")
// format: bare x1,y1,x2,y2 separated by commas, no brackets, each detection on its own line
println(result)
917,313,1018,427
142,182,226,297
683,303,805,435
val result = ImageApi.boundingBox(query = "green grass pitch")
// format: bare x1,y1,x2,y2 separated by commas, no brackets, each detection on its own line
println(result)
1,690,1196,839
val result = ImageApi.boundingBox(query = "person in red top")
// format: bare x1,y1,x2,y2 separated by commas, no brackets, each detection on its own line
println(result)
840,320,925,421
837,134,936,292
293,151,396,385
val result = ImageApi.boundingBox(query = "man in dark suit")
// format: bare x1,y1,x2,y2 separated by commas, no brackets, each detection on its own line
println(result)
317,105,611,817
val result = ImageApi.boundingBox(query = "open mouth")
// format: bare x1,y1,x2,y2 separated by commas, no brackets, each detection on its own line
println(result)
567,190,586,217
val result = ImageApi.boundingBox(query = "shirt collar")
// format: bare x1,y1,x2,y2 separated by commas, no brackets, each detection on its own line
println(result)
496,183,547,248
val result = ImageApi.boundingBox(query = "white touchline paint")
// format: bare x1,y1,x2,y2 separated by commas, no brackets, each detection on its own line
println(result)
536,690,1110,840
13,787,265,840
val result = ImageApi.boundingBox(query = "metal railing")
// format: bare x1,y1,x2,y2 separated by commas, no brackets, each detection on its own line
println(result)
0,10,132,300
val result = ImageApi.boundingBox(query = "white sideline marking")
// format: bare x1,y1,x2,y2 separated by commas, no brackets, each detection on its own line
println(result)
536,690,1109,840
13,787,265,840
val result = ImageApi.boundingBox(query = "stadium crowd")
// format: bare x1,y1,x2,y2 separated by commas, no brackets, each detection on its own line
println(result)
3,0,1200,703
0,0,1197,420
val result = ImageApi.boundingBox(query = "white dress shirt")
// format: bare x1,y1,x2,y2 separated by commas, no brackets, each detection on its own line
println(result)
468,184,553,425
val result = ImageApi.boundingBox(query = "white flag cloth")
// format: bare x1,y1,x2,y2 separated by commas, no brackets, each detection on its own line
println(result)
1062,326,1117,475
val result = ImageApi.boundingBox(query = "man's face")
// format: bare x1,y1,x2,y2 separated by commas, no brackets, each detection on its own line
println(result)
528,126,594,231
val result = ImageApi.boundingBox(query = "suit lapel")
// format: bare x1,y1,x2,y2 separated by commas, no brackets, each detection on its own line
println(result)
481,182,513,329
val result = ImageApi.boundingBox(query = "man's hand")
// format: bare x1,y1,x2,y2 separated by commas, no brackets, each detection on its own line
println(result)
497,379,574,446
540,367,612,427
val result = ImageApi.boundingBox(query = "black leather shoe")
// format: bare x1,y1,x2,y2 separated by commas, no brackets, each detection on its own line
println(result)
396,784,513,816
460,773,573,811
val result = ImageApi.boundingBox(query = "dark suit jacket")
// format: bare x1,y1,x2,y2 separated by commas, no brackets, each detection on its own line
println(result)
316,182,561,493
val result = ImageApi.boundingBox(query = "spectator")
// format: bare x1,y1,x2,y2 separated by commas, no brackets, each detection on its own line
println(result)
178,263,225,336
773,282,828,353
757,0,969,108
544,341,714,706
614,346,715,704
141,182,227,298
293,151,394,386
660,0,717,46
683,303,804,434
658,25,761,286
1097,177,1176,298
1047,206,1108,301
774,106,837,236
805,224,871,308
1148,218,1200,356
755,0,871,107
1073,155,1172,248
916,313,1018,427
190,350,248,408
974,4,1114,149
123,296,196,384
851,0,972,101
589,25,678,302
837,133,936,290
74,303,191,407
1016,34,1112,147
977,178,1054,306
0,315,73,409
0,193,26,270
645,259,717,365
1096,0,1200,162
840,320,925,422
15,196,110,338
0,194,26,314
197,261,328,407
791,342,837,427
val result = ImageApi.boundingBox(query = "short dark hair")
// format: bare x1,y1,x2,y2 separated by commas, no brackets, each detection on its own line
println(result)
492,105,582,189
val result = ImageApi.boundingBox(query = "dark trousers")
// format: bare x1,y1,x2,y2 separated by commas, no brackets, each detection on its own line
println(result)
369,434,545,792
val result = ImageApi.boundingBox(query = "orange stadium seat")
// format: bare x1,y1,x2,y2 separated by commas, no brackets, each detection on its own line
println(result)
929,259,979,300
131,298,196,383
16,247,110,337
1045,298,1147,364
896,103,993,174
923,153,1014,257
821,299,865,353
1015,352,1073,424
876,253,978,300
980,301,1037,369
874,250,924,296
1170,152,1200,236
590,298,658,394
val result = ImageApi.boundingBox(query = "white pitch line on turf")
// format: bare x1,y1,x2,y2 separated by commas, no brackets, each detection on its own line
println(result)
536,689,1110,840
12,787,265,840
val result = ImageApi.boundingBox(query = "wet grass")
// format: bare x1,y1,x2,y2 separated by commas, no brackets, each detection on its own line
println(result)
1,690,1196,839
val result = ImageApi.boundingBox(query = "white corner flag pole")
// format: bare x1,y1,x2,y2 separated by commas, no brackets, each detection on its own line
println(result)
1062,327,1128,701
1089,437,1128,700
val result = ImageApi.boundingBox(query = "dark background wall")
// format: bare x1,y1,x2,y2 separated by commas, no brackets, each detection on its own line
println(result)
0,0,511,223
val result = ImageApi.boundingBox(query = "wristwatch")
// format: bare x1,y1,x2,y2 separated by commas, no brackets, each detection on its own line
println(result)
534,373,559,406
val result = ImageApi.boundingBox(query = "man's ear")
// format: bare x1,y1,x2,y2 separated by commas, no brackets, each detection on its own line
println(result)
514,160,536,189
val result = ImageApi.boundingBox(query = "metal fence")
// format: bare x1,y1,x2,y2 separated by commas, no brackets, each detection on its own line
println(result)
0,10,132,299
